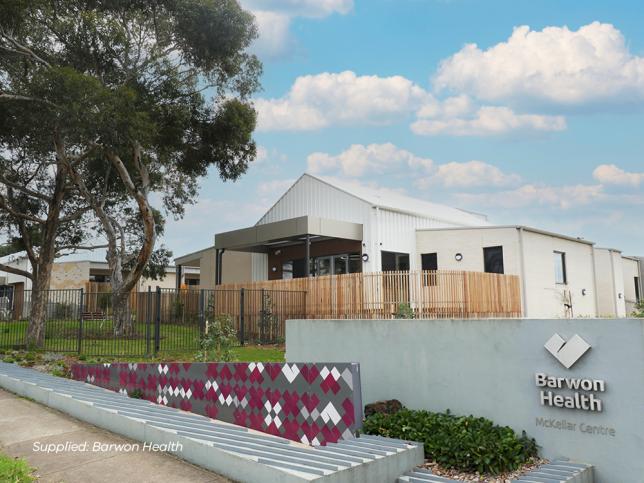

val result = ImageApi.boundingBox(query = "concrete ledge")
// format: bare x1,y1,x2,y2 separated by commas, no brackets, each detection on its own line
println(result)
0,362,423,483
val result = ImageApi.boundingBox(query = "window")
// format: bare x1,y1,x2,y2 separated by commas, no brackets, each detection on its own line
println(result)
554,251,567,284
381,251,410,272
421,253,438,286
635,277,641,302
483,246,504,274
282,261,293,279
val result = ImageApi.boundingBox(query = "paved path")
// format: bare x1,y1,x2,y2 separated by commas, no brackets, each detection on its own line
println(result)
0,388,230,483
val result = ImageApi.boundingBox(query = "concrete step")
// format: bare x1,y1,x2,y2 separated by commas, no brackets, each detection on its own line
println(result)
512,459,594,483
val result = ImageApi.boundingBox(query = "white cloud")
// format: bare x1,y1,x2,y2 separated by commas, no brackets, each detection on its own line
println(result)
242,0,352,18
412,105,566,136
241,0,353,58
454,184,605,209
256,71,429,131
593,164,644,186
249,10,293,58
416,161,521,188
434,22,644,106
307,143,433,177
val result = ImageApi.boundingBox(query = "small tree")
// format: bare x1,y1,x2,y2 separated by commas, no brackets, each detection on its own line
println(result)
198,314,237,362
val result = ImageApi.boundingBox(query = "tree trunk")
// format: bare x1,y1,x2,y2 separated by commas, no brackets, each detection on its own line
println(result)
112,290,132,337
26,262,53,347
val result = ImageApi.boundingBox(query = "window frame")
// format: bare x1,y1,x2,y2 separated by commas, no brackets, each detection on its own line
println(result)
554,251,568,285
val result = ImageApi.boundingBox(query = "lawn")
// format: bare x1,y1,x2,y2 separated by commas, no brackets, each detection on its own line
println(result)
0,453,35,483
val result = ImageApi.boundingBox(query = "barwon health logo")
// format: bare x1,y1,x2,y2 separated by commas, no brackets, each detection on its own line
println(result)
544,333,591,369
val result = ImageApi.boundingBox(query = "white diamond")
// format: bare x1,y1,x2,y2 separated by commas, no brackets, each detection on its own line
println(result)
241,397,248,408
162,396,168,405
320,366,330,379
186,389,192,399
158,364,163,374
257,362,264,372
310,408,320,420
341,368,353,390
205,381,212,390
273,402,282,415
300,407,309,419
179,388,185,398
249,362,256,371
300,435,309,445
273,415,282,429
312,437,320,446
225,394,233,406
264,414,272,426
163,365,169,374
331,367,341,381
157,395,162,404
264,400,272,412
218,394,225,404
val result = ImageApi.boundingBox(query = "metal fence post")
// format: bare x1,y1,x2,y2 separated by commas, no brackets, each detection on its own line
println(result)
146,286,151,357
77,288,84,354
198,289,205,337
154,286,161,354
239,288,245,346
260,288,266,344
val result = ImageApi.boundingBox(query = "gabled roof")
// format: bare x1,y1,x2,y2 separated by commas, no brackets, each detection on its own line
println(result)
260,173,489,226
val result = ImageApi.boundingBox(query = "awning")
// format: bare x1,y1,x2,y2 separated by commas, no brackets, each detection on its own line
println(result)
214,216,363,252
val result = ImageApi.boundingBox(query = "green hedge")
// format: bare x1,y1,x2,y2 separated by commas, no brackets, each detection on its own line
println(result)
362,409,538,475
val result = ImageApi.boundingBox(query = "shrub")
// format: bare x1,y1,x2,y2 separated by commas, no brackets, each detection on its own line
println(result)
362,409,538,475
633,301,644,318
394,303,415,319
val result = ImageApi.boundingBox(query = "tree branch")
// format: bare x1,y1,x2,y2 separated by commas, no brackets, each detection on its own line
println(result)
0,194,47,223
0,262,33,280
0,174,52,202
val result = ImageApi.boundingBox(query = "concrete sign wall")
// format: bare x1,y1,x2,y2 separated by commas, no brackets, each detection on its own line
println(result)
72,362,362,446
286,318,644,482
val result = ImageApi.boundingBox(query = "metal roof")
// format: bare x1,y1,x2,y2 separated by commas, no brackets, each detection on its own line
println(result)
303,174,489,226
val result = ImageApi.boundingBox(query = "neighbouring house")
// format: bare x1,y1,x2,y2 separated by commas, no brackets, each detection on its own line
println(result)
175,173,640,319
0,257,194,296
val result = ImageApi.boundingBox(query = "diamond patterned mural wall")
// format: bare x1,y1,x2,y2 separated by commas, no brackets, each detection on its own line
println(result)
71,362,363,445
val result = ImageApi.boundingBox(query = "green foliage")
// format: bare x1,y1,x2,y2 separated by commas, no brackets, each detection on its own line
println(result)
129,388,144,399
198,314,238,362
363,409,538,475
633,301,644,318
394,303,415,319
0,453,35,483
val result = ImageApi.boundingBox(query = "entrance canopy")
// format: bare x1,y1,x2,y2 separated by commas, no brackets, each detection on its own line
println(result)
215,216,363,253
214,216,363,283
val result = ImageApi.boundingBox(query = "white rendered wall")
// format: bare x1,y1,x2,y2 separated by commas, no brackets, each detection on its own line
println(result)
594,249,626,318
622,257,640,315
521,230,597,319
415,227,597,318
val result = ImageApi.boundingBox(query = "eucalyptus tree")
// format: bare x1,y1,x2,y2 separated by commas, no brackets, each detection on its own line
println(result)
1,0,261,338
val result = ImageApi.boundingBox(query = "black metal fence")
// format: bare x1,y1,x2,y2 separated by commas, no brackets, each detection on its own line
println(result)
0,287,306,356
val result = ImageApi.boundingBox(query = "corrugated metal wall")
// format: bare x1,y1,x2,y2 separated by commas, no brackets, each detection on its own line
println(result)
256,175,484,274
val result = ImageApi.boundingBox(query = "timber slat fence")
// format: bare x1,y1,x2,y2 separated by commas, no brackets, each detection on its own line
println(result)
216,270,522,319
0,270,521,356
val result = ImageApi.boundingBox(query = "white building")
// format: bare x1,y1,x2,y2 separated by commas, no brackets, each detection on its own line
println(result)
171,173,640,319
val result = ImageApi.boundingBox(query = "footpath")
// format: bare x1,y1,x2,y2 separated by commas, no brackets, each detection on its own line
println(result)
0,388,230,483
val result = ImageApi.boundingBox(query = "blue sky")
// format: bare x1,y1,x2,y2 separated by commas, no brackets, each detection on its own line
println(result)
165,0,644,258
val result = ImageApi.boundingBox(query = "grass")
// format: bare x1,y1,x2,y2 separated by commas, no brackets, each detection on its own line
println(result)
0,453,36,483
0,344,286,379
